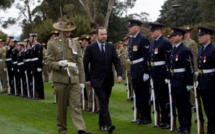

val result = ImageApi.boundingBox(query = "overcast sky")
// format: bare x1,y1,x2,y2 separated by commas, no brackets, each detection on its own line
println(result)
0,0,166,37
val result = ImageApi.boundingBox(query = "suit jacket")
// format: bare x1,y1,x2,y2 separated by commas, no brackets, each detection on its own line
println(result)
84,42,122,88
170,43,194,87
197,43,215,90
149,35,172,81
128,32,150,79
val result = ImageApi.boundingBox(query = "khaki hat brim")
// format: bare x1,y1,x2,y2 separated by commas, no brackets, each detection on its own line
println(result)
53,21,76,31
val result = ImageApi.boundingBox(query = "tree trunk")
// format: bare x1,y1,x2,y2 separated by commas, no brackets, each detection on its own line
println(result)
104,0,115,30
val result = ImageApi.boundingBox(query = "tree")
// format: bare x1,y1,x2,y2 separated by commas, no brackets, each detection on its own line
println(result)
0,0,14,10
157,0,202,27
198,0,215,23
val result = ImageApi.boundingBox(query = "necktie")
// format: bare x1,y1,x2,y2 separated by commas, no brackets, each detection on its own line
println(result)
202,46,205,52
173,46,176,53
101,44,105,53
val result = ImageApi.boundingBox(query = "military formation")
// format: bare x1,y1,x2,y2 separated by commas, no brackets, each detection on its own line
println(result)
0,17,215,134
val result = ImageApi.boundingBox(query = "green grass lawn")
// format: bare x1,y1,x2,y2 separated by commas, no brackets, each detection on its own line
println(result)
0,81,205,134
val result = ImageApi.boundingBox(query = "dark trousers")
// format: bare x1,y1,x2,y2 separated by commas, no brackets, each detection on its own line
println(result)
19,71,27,96
132,78,151,121
33,71,44,99
6,65,14,94
154,80,170,124
200,89,215,133
172,86,191,131
94,83,112,127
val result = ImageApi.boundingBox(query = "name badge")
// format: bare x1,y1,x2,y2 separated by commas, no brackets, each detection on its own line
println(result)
133,45,138,51
154,48,158,54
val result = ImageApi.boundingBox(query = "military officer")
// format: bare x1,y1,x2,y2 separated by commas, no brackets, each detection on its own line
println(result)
148,22,172,128
197,26,215,134
42,43,49,82
0,39,8,94
29,33,44,99
11,39,20,96
17,42,27,97
46,18,91,134
169,27,193,134
128,19,151,125
5,36,14,95
117,41,126,79
24,38,32,98
183,26,199,109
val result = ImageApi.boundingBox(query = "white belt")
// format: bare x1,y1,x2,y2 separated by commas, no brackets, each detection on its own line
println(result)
6,58,11,61
31,57,39,61
67,62,77,67
199,69,215,74
17,62,24,66
128,58,144,65
13,61,17,64
170,68,186,74
0,59,3,62
25,59,31,62
151,61,166,66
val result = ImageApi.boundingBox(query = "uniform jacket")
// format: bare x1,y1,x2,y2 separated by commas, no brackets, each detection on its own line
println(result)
24,47,32,70
183,38,198,72
149,35,172,81
31,43,43,74
17,50,25,73
197,43,215,90
46,37,85,84
11,48,19,70
0,47,7,70
84,42,122,88
170,43,194,87
128,32,150,79
5,45,13,68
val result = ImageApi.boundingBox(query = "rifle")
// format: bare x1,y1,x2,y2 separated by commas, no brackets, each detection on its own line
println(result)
168,81,177,132
194,81,204,134
130,90,139,123
6,70,11,94
81,86,85,110
92,88,95,112
13,75,17,96
151,79,160,127
125,70,130,100
20,78,24,97
25,71,30,98
32,74,35,99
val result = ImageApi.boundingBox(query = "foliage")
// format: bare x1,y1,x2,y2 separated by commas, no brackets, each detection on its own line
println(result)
198,0,215,23
0,30,8,40
0,0,14,10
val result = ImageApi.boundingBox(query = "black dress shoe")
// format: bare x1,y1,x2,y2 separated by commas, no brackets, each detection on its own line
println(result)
77,130,91,134
108,125,115,134
99,126,107,131
0,91,7,94
159,123,170,129
179,129,190,134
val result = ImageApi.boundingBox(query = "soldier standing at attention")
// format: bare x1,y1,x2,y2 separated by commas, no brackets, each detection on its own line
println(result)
46,18,91,134
127,19,151,125
148,22,172,129
183,26,198,109
117,41,126,79
197,26,215,134
169,27,193,134
29,33,44,99
0,39,8,94
42,43,49,83
5,36,14,95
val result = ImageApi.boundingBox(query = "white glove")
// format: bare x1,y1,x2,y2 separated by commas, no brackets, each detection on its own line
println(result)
37,68,42,72
11,68,13,71
165,79,170,84
143,73,149,82
4,68,7,71
58,60,68,67
186,85,193,91
194,72,198,76
17,69,20,72
80,83,85,89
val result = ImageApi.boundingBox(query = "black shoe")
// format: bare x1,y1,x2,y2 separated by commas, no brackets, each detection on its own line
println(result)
136,119,151,125
99,126,107,131
159,123,170,129
85,108,92,112
0,91,7,94
179,129,190,134
108,125,115,134
77,130,91,134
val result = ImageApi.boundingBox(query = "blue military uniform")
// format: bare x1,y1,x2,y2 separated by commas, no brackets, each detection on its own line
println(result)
128,19,151,124
149,23,172,127
170,27,193,133
197,26,215,134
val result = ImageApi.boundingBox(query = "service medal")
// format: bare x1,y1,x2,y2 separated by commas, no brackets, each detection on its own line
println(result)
203,56,206,63
133,45,138,51
154,48,158,54
175,55,178,61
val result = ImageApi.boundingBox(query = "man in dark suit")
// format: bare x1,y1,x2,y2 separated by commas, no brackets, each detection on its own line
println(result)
197,26,215,134
169,27,193,134
127,19,151,125
149,22,172,129
84,27,122,134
